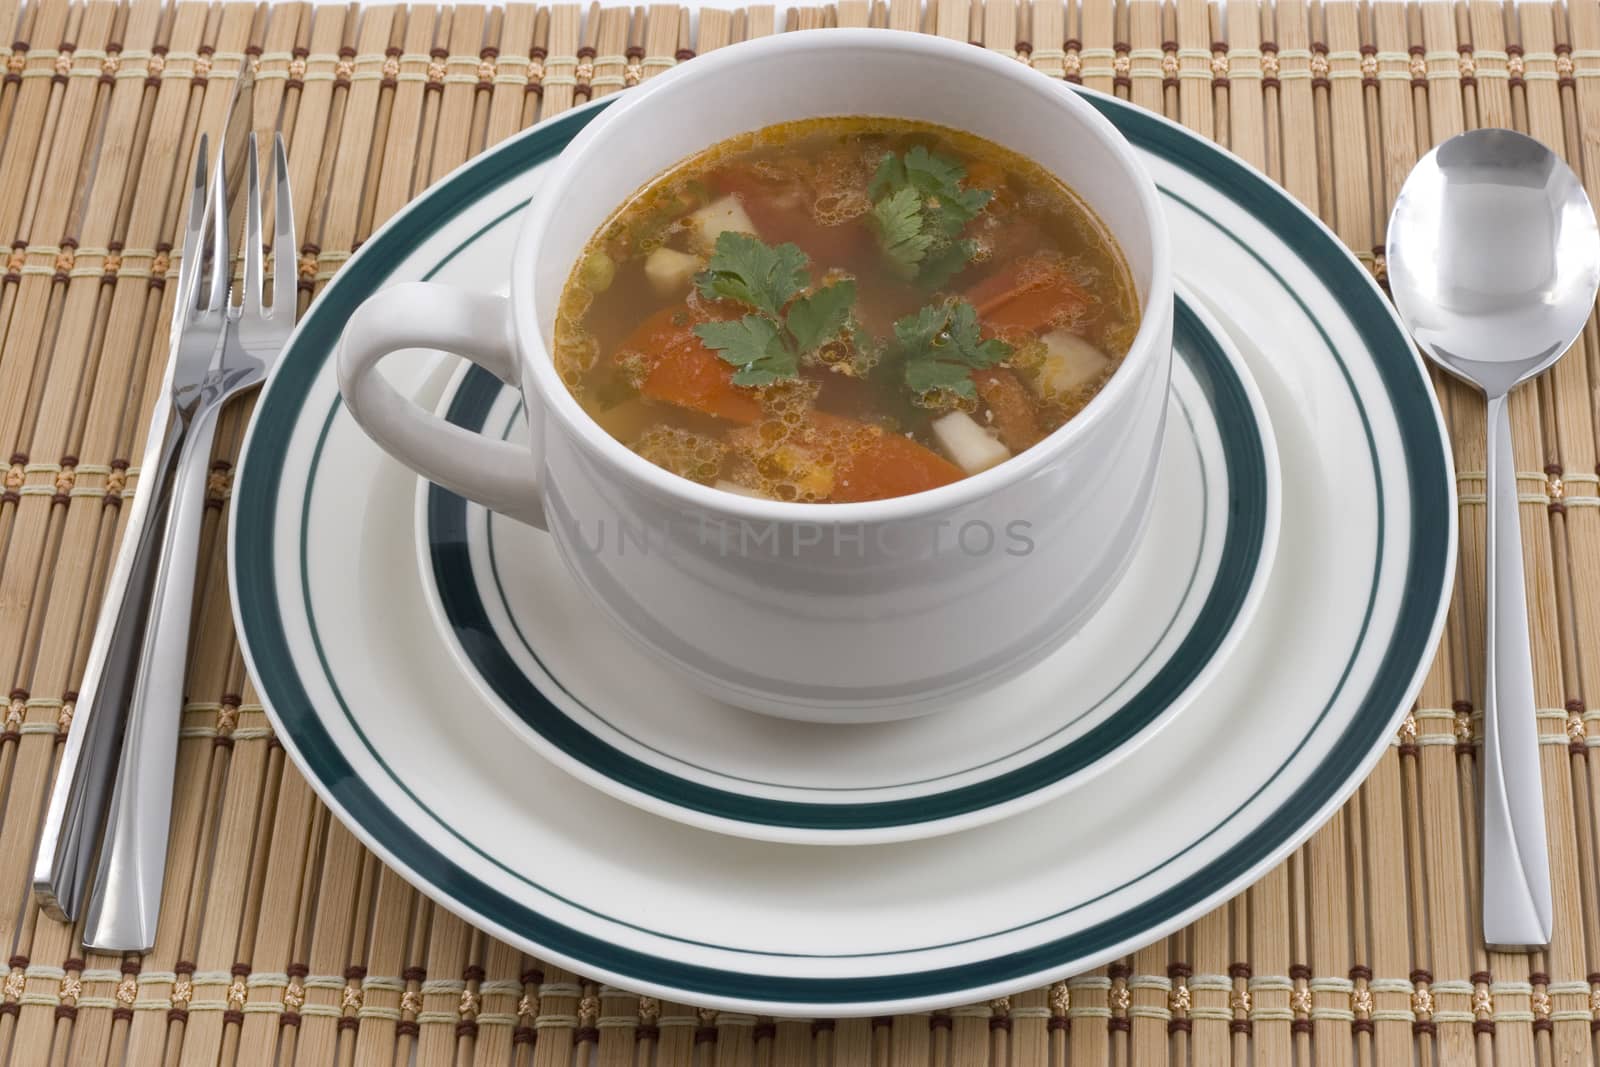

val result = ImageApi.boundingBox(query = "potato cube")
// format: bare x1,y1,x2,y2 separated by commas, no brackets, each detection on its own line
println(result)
687,195,758,251
931,411,1011,475
1035,329,1112,397
643,247,703,297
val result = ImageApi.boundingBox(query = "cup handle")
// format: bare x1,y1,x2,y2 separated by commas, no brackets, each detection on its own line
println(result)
337,282,546,529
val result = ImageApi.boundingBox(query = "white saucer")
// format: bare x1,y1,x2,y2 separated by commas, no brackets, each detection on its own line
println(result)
418,288,1279,845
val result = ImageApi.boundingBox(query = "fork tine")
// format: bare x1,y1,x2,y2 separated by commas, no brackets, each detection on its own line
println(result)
272,134,296,316
204,144,231,315
174,135,209,323
181,137,209,278
242,134,264,314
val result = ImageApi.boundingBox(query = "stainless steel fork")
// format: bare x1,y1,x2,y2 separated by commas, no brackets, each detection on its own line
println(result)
31,135,226,922
83,133,298,951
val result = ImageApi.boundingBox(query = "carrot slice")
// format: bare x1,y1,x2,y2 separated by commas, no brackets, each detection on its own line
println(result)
965,257,1044,312
965,256,1091,335
980,288,1088,335
618,307,763,425
973,367,1046,451
808,412,965,502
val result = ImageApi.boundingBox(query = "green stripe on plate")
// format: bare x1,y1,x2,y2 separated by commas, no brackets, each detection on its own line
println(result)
231,90,1451,1003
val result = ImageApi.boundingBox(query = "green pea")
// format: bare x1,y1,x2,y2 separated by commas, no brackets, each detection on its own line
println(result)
580,250,616,292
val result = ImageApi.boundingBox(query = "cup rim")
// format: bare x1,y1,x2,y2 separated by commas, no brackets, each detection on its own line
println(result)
511,28,1174,524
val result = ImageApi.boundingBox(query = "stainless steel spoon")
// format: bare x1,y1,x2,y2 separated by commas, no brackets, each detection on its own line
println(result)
1388,128,1600,950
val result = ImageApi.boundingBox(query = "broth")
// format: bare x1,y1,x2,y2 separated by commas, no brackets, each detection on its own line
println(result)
552,117,1140,503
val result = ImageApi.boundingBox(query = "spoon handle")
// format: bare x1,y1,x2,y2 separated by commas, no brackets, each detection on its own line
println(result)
1481,391,1552,950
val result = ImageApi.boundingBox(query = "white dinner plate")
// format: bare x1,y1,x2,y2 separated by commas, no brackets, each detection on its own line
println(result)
231,88,1454,1014
417,286,1279,845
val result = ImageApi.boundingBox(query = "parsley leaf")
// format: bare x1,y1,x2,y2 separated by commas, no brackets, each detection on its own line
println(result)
901,146,967,198
786,280,857,354
870,188,935,275
918,239,981,289
930,188,992,236
867,153,907,202
693,315,796,386
893,301,956,352
905,357,981,396
695,231,809,318
866,147,994,285
691,235,869,386
894,298,1011,400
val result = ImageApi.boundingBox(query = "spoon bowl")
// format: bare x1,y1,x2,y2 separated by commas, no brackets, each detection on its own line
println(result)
1388,127,1600,396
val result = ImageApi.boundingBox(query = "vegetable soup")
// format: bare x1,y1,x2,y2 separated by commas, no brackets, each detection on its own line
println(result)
552,117,1140,503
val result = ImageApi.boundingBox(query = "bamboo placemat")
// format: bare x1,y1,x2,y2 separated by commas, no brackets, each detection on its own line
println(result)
2,0,1600,1062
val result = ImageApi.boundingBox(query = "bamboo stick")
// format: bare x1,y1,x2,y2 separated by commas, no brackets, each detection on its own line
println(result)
0,3,1594,1064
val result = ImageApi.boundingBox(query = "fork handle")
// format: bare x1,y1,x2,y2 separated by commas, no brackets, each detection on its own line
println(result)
81,403,221,951
32,413,185,921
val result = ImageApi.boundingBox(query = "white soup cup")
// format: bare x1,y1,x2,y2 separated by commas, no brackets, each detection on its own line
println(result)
336,28,1174,722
